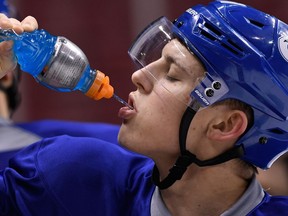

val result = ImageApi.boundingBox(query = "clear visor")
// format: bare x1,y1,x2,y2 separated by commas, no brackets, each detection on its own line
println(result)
128,16,229,111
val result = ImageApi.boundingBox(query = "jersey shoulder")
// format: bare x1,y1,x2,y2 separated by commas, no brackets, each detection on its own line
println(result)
249,193,288,215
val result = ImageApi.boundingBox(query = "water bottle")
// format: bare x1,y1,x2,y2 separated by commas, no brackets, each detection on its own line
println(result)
0,29,114,100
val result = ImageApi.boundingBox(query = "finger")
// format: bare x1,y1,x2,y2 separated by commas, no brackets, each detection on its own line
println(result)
9,18,24,34
0,13,13,29
21,16,38,32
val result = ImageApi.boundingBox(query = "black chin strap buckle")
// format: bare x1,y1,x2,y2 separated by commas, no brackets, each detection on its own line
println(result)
152,151,196,190
169,152,196,180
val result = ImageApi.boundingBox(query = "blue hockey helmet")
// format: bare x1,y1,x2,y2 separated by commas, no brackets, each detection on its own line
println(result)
172,0,288,169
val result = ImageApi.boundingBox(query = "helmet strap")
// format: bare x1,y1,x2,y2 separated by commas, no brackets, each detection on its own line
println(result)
152,107,244,190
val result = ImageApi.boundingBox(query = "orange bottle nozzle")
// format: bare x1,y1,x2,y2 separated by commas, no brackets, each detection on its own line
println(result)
85,70,114,100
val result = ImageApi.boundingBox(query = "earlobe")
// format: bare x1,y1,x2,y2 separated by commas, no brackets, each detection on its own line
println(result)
208,111,248,141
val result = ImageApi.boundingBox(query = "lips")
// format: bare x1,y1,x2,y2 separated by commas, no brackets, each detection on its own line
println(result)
118,94,137,120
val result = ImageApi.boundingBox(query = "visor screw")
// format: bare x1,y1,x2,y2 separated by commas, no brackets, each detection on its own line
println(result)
59,38,67,44
259,137,268,144
212,81,221,90
176,21,184,28
205,88,214,97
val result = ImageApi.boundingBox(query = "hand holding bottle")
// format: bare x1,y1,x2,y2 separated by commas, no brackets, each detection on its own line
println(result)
0,13,131,107
0,14,38,78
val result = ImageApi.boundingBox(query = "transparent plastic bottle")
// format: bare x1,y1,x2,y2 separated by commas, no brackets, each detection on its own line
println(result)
0,29,114,100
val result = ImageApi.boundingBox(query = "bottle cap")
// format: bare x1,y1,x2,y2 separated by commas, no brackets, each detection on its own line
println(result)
85,70,114,100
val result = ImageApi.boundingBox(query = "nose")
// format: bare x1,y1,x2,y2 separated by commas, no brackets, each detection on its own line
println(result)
131,67,154,93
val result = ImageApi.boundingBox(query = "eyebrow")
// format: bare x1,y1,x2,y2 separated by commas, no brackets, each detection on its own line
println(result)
164,54,191,75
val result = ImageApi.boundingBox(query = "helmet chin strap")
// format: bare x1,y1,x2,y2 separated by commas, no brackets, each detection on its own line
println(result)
152,107,244,190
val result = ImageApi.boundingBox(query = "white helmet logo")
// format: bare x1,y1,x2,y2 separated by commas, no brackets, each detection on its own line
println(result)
279,35,288,62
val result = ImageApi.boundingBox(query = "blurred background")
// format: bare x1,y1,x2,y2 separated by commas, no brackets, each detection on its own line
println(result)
7,0,288,124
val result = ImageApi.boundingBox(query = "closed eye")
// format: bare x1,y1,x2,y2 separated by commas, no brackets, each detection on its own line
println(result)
166,75,179,82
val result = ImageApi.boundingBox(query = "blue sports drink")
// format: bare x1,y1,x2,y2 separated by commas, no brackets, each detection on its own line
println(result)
0,29,114,100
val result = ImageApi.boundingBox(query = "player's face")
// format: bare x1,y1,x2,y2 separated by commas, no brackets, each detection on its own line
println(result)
118,39,205,160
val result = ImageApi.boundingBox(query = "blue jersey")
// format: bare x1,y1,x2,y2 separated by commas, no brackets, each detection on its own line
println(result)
0,135,154,215
0,135,287,215
17,119,120,144
0,120,120,169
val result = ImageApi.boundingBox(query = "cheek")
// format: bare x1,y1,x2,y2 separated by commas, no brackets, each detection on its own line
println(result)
151,87,185,123
139,100,178,136
119,91,184,155
136,106,181,155
145,86,187,136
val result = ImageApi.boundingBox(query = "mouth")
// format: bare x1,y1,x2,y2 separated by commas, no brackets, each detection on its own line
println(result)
127,95,135,110
113,94,134,110
118,93,137,120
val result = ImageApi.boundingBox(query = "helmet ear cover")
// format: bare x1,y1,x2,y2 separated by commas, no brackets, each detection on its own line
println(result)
173,1,288,169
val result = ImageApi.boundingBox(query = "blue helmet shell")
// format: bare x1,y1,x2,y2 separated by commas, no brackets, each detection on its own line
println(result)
173,0,288,169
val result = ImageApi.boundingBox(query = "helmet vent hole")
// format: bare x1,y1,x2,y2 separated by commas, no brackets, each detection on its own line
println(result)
200,30,217,41
198,21,244,57
227,39,243,52
221,43,241,55
203,22,222,36
220,39,244,56
246,18,265,28
268,128,285,134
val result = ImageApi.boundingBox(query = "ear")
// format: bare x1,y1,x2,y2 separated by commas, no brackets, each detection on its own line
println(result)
207,110,248,142
0,70,14,88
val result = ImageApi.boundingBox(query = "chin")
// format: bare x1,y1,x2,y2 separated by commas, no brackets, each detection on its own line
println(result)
118,132,137,153
117,126,129,147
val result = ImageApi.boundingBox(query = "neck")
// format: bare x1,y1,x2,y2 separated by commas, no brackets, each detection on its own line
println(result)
159,162,250,216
